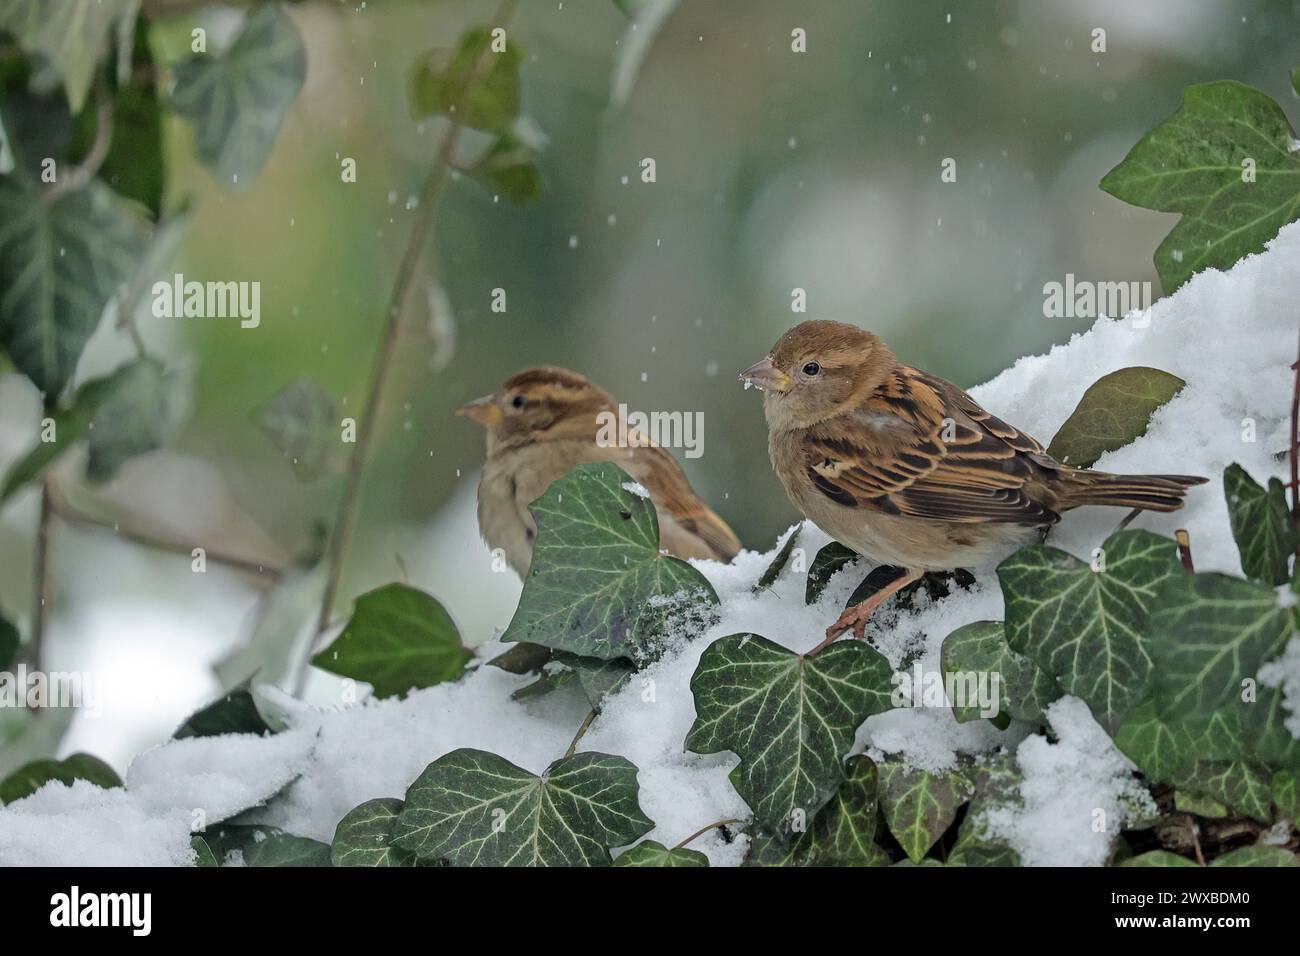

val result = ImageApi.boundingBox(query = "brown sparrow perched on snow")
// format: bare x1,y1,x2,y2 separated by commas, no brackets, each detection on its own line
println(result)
459,366,741,577
741,320,1205,642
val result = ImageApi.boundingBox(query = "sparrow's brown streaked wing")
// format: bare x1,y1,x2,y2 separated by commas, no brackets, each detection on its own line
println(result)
615,443,742,561
803,366,1060,525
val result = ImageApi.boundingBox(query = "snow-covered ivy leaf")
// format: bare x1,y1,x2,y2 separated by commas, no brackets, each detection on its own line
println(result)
1173,760,1273,823
408,27,520,131
190,835,219,867
170,4,306,188
1046,367,1185,468
331,798,419,867
0,178,148,397
876,758,974,863
0,0,135,111
1210,846,1300,867
747,755,889,867
1249,680,1300,770
805,541,857,604
1147,572,1295,721
1271,769,1299,822
0,752,122,805
1100,80,1300,293
244,833,332,867
507,651,633,708
949,753,1023,867
686,633,894,837
1114,699,1246,784
501,462,719,662
998,529,1184,733
614,840,709,867
312,583,472,699
174,689,272,740
0,611,17,670
753,525,801,593
393,748,653,867
940,620,1060,725
85,357,182,482
253,377,337,481
1118,850,1198,867
1223,463,1297,586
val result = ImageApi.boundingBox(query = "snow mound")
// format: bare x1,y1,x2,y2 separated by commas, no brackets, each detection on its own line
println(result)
1,222,1297,866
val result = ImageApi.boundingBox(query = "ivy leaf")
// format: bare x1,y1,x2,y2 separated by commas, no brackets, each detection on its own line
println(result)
0,179,148,397
614,840,709,867
1173,760,1273,823
253,377,337,481
1249,679,1300,770
1210,846,1300,867
1118,850,1198,867
1114,699,1246,783
408,27,521,131
1175,790,1229,818
1223,464,1297,586
331,798,418,867
312,583,472,699
85,357,182,482
467,126,541,203
939,620,1060,725
753,525,801,593
686,633,894,837
1147,572,1295,720
1100,80,1300,293
805,541,858,604
877,758,974,863
949,753,1023,866
0,610,18,670
998,529,1184,733
190,835,219,867
0,752,122,805
0,0,135,111
487,642,553,674
170,4,306,188
1046,367,1185,468
1271,769,1299,822
501,462,719,662
174,689,271,740
392,748,653,867
243,833,332,867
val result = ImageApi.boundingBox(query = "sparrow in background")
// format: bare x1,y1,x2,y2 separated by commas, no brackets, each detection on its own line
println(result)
741,320,1206,642
459,366,742,577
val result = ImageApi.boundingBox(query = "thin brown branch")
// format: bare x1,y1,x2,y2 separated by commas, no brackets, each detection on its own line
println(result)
27,479,54,685
673,818,744,850
1114,507,1143,534
564,708,598,759
47,481,284,584
43,81,113,205
1175,529,1194,572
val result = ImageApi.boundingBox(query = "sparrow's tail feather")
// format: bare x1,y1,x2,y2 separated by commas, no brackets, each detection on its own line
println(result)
1058,471,1208,513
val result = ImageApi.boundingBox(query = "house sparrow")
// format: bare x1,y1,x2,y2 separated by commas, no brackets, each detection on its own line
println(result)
741,320,1206,642
459,365,741,577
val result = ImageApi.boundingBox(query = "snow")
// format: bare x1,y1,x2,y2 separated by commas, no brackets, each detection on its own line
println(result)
1260,637,1300,739
1,222,1297,866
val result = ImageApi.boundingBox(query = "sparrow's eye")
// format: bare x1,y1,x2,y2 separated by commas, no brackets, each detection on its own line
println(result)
511,394,527,409
802,361,821,376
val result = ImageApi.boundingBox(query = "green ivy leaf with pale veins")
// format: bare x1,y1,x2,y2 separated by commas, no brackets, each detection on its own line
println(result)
1172,759,1273,823
1146,572,1296,721
877,758,974,863
331,798,419,867
1210,846,1299,867
1223,463,1297,586
686,633,893,837
501,462,719,662
408,27,521,131
998,529,1184,733
243,833,332,867
939,620,1060,725
1100,80,1300,293
1113,699,1246,784
1046,367,1185,468
312,583,472,699
392,748,653,867
0,0,135,111
170,4,306,188
614,840,709,867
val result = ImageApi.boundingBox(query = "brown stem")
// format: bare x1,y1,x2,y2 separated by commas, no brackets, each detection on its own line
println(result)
27,479,53,687
46,481,284,583
43,81,113,205
1290,322,1299,548
564,708,598,759
1114,507,1142,534
673,818,744,850
1175,529,1194,572
313,0,519,637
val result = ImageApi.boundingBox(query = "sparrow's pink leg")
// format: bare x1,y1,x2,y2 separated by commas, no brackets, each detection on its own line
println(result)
825,568,924,641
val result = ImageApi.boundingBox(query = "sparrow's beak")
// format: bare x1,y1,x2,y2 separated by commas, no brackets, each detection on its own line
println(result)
739,357,793,393
456,395,502,427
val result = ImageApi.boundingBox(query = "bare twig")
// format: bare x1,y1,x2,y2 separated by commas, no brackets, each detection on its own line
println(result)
27,479,54,686
1175,529,1194,572
673,818,744,850
43,81,113,205
46,481,284,584
564,708,598,759
1114,507,1143,533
